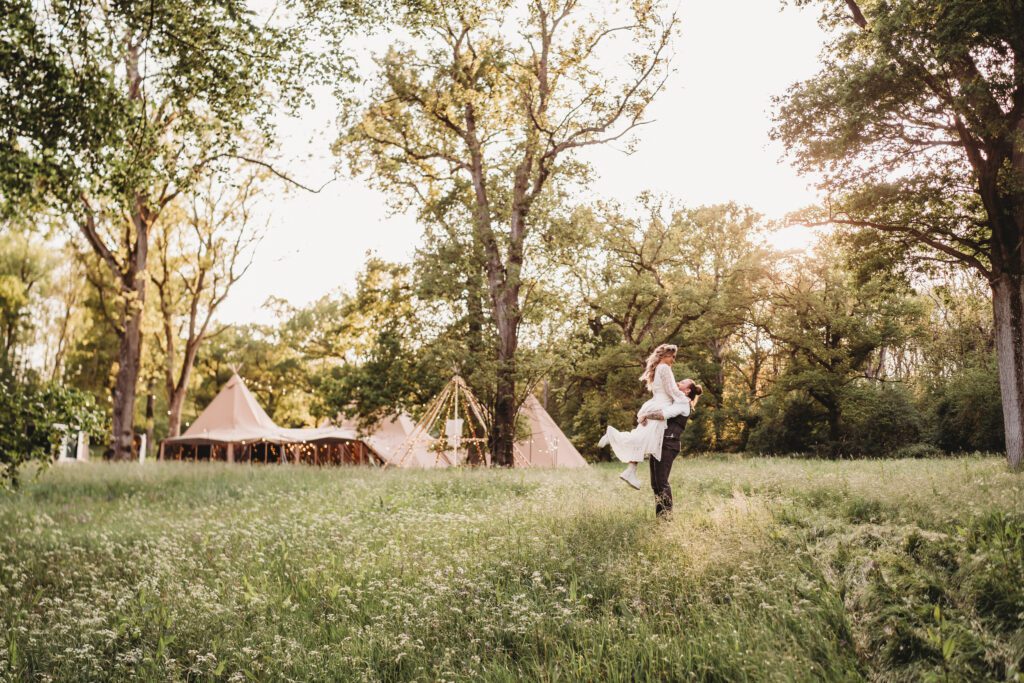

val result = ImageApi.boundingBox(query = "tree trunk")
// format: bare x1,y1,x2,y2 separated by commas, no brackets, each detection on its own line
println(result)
111,293,145,460
708,339,727,449
167,387,186,438
492,313,518,467
826,399,841,460
167,340,202,438
991,272,1024,469
144,379,155,451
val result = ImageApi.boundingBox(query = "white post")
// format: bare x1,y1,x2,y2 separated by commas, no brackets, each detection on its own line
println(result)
138,434,147,464
77,431,90,461
453,384,460,466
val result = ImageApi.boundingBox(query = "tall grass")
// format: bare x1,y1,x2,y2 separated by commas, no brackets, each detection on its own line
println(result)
0,456,1021,681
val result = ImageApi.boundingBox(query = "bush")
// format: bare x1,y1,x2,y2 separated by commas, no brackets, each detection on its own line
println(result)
748,383,924,457
746,394,826,455
0,374,104,487
929,360,1004,453
840,382,922,456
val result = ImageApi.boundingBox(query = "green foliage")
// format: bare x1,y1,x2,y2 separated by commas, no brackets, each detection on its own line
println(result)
0,229,55,370
747,393,826,455
774,0,1024,466
773,0,1022,276
0,375,103,486
932,359,1005,453
0,457,1019,679
560,198,774,456
749,382,923,457
841,382,923,456
193,324,311,428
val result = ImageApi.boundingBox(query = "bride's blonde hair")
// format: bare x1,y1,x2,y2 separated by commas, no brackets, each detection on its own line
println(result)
640,344,678,385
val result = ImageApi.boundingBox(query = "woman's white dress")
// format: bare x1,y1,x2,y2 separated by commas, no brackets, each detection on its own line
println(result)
604,363,691,463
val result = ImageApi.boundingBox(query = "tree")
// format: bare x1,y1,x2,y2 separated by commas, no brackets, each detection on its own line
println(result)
151,168,264,437
340,0,677,465
558,197,771,452
774,0,1024,467
2,1,290,459
765,242,922,457
192,323,312,428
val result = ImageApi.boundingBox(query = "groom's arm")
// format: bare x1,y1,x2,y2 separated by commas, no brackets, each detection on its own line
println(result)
641,392,698,424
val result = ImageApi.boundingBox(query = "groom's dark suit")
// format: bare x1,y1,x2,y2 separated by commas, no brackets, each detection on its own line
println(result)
650,412,687,518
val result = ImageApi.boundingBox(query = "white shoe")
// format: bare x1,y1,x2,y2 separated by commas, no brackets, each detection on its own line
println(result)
597,429,610,449
619,467,641,490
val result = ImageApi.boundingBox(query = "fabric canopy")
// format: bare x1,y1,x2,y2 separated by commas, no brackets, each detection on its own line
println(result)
337,413,440,468
164,374,360,445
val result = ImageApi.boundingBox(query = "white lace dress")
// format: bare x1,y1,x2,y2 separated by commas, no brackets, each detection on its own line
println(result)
603,363,691,463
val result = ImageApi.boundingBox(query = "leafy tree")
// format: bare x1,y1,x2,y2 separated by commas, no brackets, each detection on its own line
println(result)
559,197,772,454
932,358,1005,453
298,259,448,426
774,0,1024,467
1,1,293,459
151,166,264,437
0,374,103,487
765,242,923,457
339,0,677,465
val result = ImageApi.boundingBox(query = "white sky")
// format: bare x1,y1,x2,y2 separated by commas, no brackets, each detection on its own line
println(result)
218,0,830,325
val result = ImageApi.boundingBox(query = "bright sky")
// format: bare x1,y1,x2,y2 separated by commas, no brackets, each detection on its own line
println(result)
218,0,830,325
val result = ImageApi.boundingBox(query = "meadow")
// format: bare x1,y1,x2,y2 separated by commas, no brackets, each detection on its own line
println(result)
0,456,1021,682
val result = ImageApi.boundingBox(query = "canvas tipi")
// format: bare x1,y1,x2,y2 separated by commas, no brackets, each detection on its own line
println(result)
391,376,491,468
337,412,437,468
514,395,588,468
160,373,380,465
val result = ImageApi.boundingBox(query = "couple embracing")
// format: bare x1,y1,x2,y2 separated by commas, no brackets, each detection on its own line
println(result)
599,344,702,518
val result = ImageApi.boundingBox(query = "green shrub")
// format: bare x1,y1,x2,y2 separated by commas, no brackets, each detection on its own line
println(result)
748,383,923,457
746,394,825,454
840,382,923,456
930,360,1004,453
0,374,103,486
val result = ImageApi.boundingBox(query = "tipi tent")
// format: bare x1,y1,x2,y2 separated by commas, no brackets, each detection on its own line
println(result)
160,374,382,465
514,395,588,468
172,373,278,443
390,376,491,468
337,412,438,468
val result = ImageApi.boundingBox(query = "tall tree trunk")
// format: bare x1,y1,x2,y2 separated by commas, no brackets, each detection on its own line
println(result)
111,288,145,460
144,379,155,452
492,303,519,467
827,402,841,459
991,272,1024,469
708,338,727,448
167,387,186,438
166,341,202,438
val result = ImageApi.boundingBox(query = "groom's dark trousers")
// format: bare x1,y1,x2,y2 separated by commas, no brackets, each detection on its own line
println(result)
650,413,687,518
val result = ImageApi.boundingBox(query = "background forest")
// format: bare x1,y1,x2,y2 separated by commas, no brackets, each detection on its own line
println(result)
1,0,1018,475
1,199,1003,462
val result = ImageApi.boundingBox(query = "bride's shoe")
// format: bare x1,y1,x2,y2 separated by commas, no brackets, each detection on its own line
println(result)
597,428,610,449
619,466,641,490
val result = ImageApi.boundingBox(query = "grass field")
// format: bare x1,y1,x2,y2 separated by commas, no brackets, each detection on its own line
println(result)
0,456,1021,682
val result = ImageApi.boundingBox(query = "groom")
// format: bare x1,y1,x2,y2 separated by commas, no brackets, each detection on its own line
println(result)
642,379,701,518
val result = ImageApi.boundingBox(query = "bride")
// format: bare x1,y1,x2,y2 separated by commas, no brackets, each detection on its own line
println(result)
599,343,693,489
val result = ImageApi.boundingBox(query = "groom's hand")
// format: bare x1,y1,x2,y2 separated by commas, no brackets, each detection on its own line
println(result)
643,410,665,421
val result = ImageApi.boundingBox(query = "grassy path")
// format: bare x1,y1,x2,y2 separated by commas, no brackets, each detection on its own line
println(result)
0,457,1021,681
